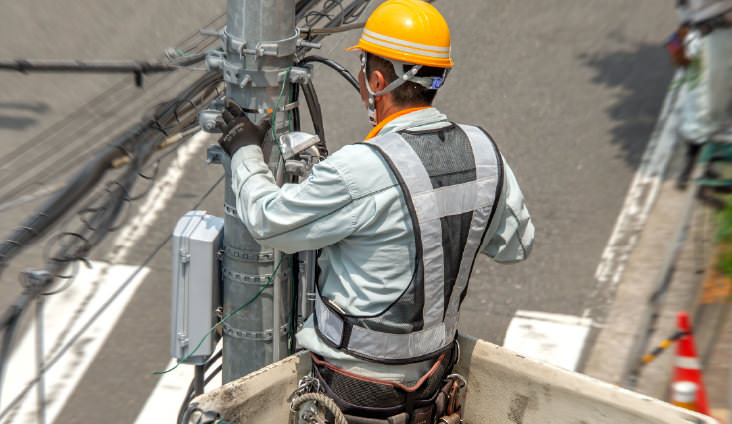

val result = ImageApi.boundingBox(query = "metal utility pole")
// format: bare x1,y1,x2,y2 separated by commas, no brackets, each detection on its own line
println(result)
207,0,297,382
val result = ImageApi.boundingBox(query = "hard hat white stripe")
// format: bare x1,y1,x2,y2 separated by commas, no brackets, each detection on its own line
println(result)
363,28,450,53
361,33,451,59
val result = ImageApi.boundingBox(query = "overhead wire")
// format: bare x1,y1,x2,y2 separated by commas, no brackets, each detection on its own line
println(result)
0,72,222,414
0,13,225,205
0,0,373,414
0,173,225,422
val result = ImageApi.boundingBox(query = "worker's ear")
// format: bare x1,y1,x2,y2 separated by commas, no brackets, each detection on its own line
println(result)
370,70,388,92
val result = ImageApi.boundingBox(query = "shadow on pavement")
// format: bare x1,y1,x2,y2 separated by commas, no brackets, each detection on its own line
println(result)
580,40,676,167
0,101,49,130
0,115,38,131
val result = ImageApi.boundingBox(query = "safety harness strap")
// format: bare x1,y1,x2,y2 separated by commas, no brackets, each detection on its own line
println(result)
313,127,502,362
316,293,448,362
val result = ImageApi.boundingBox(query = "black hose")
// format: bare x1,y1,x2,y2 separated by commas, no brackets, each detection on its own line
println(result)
297,56,359,92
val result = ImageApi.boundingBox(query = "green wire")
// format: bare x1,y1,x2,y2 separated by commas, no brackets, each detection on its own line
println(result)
272,65,294,172
155,66,299,376
153,256,284,375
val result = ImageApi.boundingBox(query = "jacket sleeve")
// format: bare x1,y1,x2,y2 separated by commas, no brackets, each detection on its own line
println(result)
479,158,534,262
230,145,359,254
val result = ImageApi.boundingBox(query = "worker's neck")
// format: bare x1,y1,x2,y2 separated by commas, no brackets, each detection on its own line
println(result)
376,101,430,124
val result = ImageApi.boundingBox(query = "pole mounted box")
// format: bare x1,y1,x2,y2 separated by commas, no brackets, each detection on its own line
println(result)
171,210,224,365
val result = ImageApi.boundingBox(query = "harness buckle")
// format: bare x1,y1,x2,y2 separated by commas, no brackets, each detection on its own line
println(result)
288,375,321,404
444,373,467,419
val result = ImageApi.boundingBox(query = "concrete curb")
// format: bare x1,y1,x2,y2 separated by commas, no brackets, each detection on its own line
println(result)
584,73,729,411
584,72,711,398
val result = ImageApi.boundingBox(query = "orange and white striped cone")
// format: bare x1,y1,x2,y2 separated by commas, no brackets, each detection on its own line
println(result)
672,311,709,415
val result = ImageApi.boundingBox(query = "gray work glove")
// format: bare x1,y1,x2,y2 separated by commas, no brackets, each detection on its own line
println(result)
216,98,271,156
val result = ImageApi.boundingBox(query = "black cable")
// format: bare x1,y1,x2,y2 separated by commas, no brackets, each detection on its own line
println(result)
176,347,224,424
0,14,224,204
0,174,225,421
0,71,221,277
0,299,22,409
0,59,175,74
299,79,327,156
306,22,364,35
297,56,359,92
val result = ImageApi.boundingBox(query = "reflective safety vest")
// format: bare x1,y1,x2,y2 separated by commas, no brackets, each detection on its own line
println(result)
314,123,504,363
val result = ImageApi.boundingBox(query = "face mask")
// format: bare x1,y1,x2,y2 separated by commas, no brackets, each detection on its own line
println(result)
360,53,378,127
367,98,377,127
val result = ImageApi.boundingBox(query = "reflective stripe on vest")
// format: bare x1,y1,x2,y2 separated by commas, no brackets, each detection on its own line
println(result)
314,124,502,362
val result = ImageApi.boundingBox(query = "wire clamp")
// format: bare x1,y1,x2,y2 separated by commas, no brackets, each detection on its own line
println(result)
222,322,289,341
223,202,238,217
286,66,311,84
241,28,301,58
223,246,274,263
221,266,273,285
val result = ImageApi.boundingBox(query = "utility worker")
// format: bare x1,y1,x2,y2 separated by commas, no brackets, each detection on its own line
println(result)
216,0,534,421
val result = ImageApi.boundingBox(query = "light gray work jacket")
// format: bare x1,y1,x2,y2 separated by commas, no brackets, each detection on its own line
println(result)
230,107,534,382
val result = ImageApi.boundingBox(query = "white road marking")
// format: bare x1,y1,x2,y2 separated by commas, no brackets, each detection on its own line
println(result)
593,70,684,290
105,131,216,265
506,74,686,373
503,310,593,371
0,131,215,423
0,262,149,424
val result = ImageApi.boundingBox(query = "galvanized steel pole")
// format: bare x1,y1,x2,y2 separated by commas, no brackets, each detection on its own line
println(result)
218,0,296,382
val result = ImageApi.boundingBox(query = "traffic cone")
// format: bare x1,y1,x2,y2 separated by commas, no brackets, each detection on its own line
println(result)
672,311,709,415
671,381,698,411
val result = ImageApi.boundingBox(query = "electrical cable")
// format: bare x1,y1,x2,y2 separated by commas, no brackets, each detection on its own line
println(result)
0,1,369,415
0,14,224,205
305,22,365,35
300,79,327,156
0,73,221,414
0,59,175,75
0,173,225,421
176,348,223,424
0,64,216,208
0,71,221,277
297,55,359,91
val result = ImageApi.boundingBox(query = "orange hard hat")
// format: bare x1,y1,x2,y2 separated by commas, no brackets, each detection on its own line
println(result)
347,0,453,68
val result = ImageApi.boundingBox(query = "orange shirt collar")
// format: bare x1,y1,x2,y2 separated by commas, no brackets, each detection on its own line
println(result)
364,106,431,140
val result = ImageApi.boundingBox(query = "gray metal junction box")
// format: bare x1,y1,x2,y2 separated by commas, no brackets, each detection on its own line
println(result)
171,210,224,365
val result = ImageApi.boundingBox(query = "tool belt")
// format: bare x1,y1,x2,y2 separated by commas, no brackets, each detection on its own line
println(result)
309,344,465,424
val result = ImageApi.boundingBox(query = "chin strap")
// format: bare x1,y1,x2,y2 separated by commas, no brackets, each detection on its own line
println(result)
361,54,449,126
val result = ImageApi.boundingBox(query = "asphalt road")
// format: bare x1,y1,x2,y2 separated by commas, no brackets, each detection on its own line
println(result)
0,1,679,422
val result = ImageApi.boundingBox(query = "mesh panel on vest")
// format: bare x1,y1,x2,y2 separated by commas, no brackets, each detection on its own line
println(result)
400,126,476,315
362,277,420,333
399,126,476,187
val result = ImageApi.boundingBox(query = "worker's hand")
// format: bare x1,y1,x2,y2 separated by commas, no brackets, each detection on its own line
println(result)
216,98,271,156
